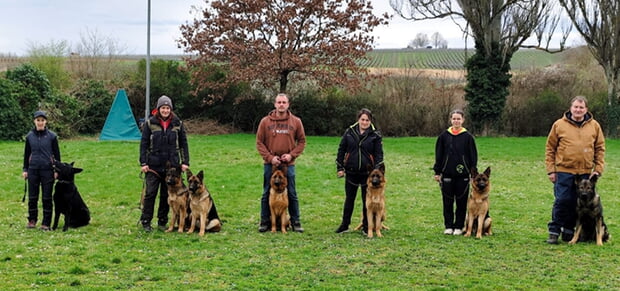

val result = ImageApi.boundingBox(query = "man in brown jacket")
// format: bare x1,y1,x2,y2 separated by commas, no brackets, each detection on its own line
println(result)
545,96,605,244
256,93,307,232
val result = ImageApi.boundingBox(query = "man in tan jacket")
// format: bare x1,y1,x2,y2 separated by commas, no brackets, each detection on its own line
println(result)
545,96,605,244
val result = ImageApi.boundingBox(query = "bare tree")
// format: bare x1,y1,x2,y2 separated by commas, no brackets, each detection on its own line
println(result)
70,28,127,79
389,0,571,135
430,32,445,49
559,0,620,107
409,32,430,48
178,0,389,94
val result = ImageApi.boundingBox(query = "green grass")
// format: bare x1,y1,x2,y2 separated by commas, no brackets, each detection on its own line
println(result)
365,49,565,70
1,134,618,290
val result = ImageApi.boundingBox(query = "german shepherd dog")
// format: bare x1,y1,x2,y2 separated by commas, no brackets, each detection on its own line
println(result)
269,165,290,233
464,166,492,238
569,175,610,246
365,164,387,238
187,169,222,236
52,161,90,231
165,162,190,233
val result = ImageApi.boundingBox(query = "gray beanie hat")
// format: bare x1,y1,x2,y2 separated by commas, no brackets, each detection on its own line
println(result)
156,95,173,110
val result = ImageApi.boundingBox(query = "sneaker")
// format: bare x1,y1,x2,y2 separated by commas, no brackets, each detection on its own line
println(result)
335,225,349,234
27,220,36,229
291,221,304,233
561,232,574,242
362,228,368,236
443,228,454,235
40,225,51,231
453,229,463,235
547,234,559,244
258,222,269,233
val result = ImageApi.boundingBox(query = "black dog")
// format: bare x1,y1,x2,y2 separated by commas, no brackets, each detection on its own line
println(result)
52,161,90,231
569,175,609,246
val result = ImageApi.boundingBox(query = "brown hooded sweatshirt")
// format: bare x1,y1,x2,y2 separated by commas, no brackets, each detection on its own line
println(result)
256,109,306,165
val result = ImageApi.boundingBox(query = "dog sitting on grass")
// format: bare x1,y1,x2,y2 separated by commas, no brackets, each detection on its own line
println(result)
52,161,90,231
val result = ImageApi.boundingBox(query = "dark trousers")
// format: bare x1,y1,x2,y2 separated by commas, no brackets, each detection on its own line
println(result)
140,170,169,226
27,168,55,226
548,172,588,235
440,176,469,229
261,164,300,223
339,172,368,230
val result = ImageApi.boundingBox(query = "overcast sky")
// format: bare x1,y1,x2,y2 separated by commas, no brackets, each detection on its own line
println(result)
0,0,578,56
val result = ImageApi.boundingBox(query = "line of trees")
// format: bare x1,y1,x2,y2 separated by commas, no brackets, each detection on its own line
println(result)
408,32,448,49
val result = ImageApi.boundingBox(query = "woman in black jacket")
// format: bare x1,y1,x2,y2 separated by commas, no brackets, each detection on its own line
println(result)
22,110,61,231
433,109,477,235
335,108,384,234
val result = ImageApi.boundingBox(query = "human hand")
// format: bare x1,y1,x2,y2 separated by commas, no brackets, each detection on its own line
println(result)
141,165,149,173
548,173,556,183
181,164,189,172
337,171,345,178
280,154,291,163
22,171,28,179
271,156,281,166
434,175,440,182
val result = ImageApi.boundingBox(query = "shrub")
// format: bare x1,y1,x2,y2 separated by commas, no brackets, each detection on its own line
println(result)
0,78,30,140
70,79,115,134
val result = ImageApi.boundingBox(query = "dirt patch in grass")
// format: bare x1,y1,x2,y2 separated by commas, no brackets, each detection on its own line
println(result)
183,118,238,135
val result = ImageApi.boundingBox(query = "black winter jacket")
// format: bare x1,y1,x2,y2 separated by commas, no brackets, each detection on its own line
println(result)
433,127,477,178
23,128,61,171
336,123,384,174
139,114,189,172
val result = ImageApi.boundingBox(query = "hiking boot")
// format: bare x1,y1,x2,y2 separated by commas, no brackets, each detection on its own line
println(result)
258,221,270,233
335,225,349,234
547,234,559,244
291,221,304,233
561,232,574,242
27,220,36,229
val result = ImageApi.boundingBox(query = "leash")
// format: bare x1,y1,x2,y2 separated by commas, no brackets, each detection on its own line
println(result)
22,179,27,202
138,168,165,209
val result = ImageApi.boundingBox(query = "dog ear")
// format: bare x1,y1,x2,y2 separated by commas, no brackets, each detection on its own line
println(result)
377,163,385,174
589,173,599,183
470,167,478,178
484,166,491,177
73,167,83,174
197,170,204,181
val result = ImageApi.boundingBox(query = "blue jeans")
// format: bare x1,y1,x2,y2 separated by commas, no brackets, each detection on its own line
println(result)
261,164,300,223
548,172,589,235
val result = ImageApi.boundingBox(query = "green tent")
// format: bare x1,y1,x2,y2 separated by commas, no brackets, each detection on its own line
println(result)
99,89,142,141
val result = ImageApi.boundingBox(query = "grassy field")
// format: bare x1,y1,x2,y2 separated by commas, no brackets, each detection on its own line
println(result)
362,48,565,70
1,134,618,290
2,48,565,73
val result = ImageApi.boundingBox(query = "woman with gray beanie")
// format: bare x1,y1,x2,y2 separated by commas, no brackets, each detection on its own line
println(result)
138,95,190,232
